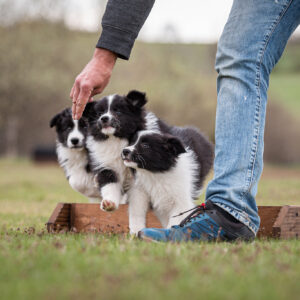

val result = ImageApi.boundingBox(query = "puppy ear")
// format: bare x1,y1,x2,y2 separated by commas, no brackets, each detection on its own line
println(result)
82,101,97,119
165,135,186,156
126,90,147,108
50,113,61,128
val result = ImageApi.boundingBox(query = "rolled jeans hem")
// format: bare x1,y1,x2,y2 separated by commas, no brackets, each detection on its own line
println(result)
209,200,259,235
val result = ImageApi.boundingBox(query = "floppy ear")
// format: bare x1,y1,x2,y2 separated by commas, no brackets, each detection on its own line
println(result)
126,90,147,108
82,101,97,119
50,113,61,128
164,135,186,156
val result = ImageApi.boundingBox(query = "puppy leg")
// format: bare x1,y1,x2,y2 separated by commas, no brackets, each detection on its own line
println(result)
120,193,128,204
153,209,169,228
128,187,149,235
97,169,122,212
166,200,196,228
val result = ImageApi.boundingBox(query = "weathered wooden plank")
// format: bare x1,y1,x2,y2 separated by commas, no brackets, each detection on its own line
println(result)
69,203,161,233
46,203,71,232
273,206,300,239
46,203,300,239
257,206,282,238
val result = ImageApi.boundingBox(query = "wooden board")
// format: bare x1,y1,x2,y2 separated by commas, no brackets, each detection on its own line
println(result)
46,203,300,239
47,203,71,232
256,206,282,238
70,203,161,234
273,206,300,239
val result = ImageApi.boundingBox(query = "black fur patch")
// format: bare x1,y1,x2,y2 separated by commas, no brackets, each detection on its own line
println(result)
124,127,214,194
96,169,118,188
50,108,88,147
124,132,186,172
85,164,91,173
169,126,214,189
82,91,147,141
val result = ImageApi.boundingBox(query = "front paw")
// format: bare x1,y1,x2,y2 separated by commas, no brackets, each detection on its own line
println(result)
100,200,117,212
129,226,144,236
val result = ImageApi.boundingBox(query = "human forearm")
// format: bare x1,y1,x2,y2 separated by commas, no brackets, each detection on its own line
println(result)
96,0,155,60
70,0,155,120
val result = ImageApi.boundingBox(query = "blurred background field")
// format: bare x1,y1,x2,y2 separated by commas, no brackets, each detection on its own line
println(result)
0,3,300,163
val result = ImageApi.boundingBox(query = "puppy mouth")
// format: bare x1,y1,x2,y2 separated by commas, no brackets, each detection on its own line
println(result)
121,154,132,162
69,145,84,149
123,159,137,168
102,124,114,129
101,126,116,135
121,154,136,166
123,158,132,163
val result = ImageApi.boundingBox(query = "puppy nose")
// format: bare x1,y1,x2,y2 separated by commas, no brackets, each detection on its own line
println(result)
71,138,79,145
122,149,130,157
100,116,109,124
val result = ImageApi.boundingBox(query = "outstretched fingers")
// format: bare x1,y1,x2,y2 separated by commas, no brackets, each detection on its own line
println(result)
73,81,94,120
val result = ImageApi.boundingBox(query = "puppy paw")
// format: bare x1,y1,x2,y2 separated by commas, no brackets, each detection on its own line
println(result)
129,233,138,240
100,200,117,212
129,227,143,236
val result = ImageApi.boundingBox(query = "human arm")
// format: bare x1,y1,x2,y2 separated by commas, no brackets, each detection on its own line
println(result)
70,0,155,120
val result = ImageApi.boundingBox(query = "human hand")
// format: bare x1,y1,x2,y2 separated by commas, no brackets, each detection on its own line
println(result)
70,48,117,120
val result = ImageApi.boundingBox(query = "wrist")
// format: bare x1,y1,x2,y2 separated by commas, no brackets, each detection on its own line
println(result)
93,48,117,66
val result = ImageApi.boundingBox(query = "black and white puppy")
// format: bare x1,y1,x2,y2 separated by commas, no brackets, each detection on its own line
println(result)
50,108,100,202
122,123,214,234
82,90,154,211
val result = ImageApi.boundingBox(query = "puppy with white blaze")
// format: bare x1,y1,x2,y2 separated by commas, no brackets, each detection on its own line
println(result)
50,108,100,202
122,127,214,235
82,90,149,212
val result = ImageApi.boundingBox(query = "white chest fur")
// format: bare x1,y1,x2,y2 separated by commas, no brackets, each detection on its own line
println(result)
56,142,99,199
138,151,197,205
86,135,130,186
128,150,199,233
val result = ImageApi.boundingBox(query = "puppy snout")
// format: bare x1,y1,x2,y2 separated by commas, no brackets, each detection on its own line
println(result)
100,116,109,124
71,138,79,145
122,148,131,159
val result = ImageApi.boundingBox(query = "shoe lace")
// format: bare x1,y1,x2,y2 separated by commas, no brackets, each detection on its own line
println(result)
172,203,206,227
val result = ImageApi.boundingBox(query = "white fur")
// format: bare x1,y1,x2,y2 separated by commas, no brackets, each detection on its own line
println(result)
107,94,115,106
67,120,84,148
100,182,122,208
100,94,116,135
128,149,199,234
123,160,138,168
86,135,133,208
145,112,160,132
56,142,100,201
131,129,158,147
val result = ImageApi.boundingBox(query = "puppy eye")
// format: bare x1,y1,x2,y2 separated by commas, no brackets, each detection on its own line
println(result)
114,108,122,115
141,143,150,149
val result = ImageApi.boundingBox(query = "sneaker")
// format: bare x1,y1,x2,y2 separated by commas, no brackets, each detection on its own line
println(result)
138,200,255,242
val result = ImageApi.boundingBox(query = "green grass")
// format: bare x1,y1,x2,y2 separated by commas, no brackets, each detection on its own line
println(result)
0,159,300,300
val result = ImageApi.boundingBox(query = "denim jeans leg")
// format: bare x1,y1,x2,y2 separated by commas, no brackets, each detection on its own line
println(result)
205,0,300,234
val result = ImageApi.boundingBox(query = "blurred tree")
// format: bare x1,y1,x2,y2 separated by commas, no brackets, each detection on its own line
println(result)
0,0,106,156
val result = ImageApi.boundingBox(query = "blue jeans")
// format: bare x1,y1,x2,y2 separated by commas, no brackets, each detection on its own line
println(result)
206,0,300,234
